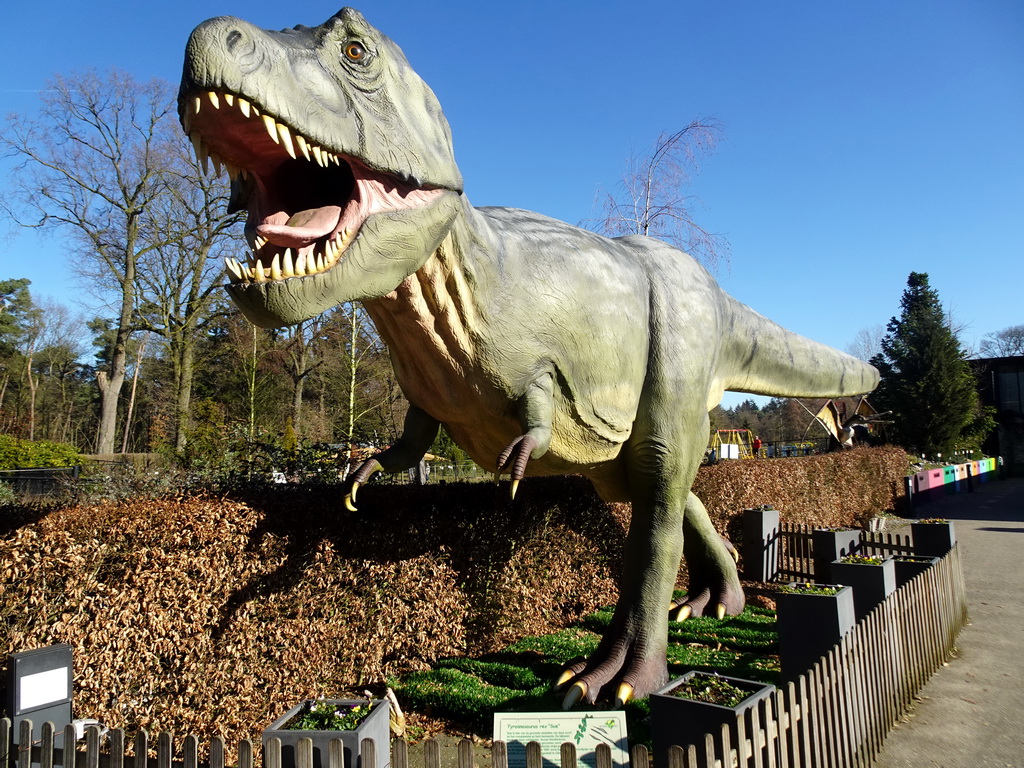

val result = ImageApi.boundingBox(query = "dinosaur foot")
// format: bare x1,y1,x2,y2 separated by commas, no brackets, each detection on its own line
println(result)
670,531,745,621
553,638,669,709
668,573,745,622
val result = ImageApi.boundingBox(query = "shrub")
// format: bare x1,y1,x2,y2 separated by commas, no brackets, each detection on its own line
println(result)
0,434,80,471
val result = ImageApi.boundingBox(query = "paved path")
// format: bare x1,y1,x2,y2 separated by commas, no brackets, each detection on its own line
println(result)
873,476,1024,768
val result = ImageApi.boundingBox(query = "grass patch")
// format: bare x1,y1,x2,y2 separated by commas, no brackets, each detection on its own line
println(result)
389,596,779,739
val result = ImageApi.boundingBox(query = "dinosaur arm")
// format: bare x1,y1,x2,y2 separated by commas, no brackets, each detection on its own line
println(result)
496,370,554,498
345,405,440,510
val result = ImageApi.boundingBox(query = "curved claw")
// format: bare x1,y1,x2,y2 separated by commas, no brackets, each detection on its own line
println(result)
670,604,692,622
496,434,538,499
344,482,362,512
344,459,383,511
715,602,727,620
561,681,588,710
614,683,633,708
554,668,575,691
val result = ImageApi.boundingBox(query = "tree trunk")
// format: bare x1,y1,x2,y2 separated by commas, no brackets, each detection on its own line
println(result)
174,336,196,452
95,362,126,454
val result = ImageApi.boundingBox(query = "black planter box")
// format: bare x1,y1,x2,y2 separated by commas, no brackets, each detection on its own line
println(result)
742,506,781,582
262,699,390,768
911,520,956,557
812,529,862,582
650,671,775,765
776,583,855,682
829,557,896,621
893,555,940,588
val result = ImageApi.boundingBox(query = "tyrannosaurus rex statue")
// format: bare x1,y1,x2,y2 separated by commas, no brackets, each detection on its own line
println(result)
179,8,878,708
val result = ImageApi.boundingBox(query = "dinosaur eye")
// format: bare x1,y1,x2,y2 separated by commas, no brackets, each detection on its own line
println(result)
344,42,366,62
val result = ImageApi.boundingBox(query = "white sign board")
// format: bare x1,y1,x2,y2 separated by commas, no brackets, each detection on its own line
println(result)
720,444,740,459
494,711,629,768
19,667,71,710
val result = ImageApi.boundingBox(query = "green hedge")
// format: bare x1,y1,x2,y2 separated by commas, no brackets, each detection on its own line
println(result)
0,434,80,471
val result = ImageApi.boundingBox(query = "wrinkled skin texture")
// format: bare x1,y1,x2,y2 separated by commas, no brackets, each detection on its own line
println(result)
180,8,879,706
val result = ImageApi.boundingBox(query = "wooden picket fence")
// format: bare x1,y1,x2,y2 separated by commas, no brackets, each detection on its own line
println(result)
2,547,966,768
777,522,815,581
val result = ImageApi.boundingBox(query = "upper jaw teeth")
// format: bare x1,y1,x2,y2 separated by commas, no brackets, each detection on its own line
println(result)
183,89,342,180
224,227,356,284
182,89,356,285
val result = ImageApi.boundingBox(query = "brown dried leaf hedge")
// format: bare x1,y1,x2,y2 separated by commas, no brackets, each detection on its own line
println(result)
0,447,904,741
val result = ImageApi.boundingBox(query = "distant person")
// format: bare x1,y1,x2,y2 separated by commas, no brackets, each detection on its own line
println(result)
752,435,762,456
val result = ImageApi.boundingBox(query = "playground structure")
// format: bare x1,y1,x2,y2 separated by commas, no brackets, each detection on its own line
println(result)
709,429,757,460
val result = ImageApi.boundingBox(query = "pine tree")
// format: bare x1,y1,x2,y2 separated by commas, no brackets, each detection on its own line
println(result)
870,272,991,457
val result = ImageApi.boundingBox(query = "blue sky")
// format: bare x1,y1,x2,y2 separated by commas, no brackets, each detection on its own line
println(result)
2,1,1022,406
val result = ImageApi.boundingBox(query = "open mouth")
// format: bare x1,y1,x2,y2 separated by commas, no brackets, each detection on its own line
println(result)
181,89,448,285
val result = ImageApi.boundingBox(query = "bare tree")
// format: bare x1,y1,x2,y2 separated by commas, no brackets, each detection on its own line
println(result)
847,324,885,362
591,119,730,272
3,70,180,453
979,324,1024,358
137,136,242,450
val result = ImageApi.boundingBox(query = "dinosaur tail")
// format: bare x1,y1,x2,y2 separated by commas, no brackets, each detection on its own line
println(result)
718,295,879,399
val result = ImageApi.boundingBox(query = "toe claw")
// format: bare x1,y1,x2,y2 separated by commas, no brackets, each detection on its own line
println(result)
715,602,727,620
671,604,692,622
562,681,588,710
510,478,520,500
614,682,633,708
554,668,575,691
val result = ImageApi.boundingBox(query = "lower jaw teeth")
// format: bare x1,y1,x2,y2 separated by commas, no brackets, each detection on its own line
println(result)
226,228,354,283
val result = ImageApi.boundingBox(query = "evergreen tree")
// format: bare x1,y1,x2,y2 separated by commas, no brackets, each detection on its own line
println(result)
870,272,992,457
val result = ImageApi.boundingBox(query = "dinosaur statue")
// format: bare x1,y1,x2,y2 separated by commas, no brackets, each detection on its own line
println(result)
179,8,878,708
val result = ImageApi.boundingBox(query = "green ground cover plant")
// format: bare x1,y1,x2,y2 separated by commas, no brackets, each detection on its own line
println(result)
283,698,374,731
666,673,755,707
778,583,842,596
389,596,778,737
839,554,885,565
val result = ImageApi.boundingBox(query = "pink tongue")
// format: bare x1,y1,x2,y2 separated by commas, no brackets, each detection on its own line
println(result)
256,206,342,248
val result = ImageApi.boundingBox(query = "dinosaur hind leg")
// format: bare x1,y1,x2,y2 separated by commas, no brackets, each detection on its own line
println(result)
558,408,709,707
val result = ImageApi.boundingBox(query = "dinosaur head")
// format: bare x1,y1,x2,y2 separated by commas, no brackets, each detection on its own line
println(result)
179,8,463,327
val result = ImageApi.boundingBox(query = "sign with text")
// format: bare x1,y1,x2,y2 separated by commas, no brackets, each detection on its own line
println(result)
493,711,629,768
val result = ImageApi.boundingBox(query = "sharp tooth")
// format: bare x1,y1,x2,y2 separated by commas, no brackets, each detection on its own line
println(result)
224,93,234,107
207,91,220,109
295,135,311,162
315,253,325,272
212,155,223,177
282,249,295,277
188,132,203,163
270,253,282,281
255,235,267,250
182,109,192,134
312,146,326,167
193,96,202,115
225,161,239,180
190,134,210,175
330,153,340,166
224,258,241,283
254,259,267,282
238,97,251,118
277,124,297,159
326,239,337,264
263,115,280,144
296,252,308,275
